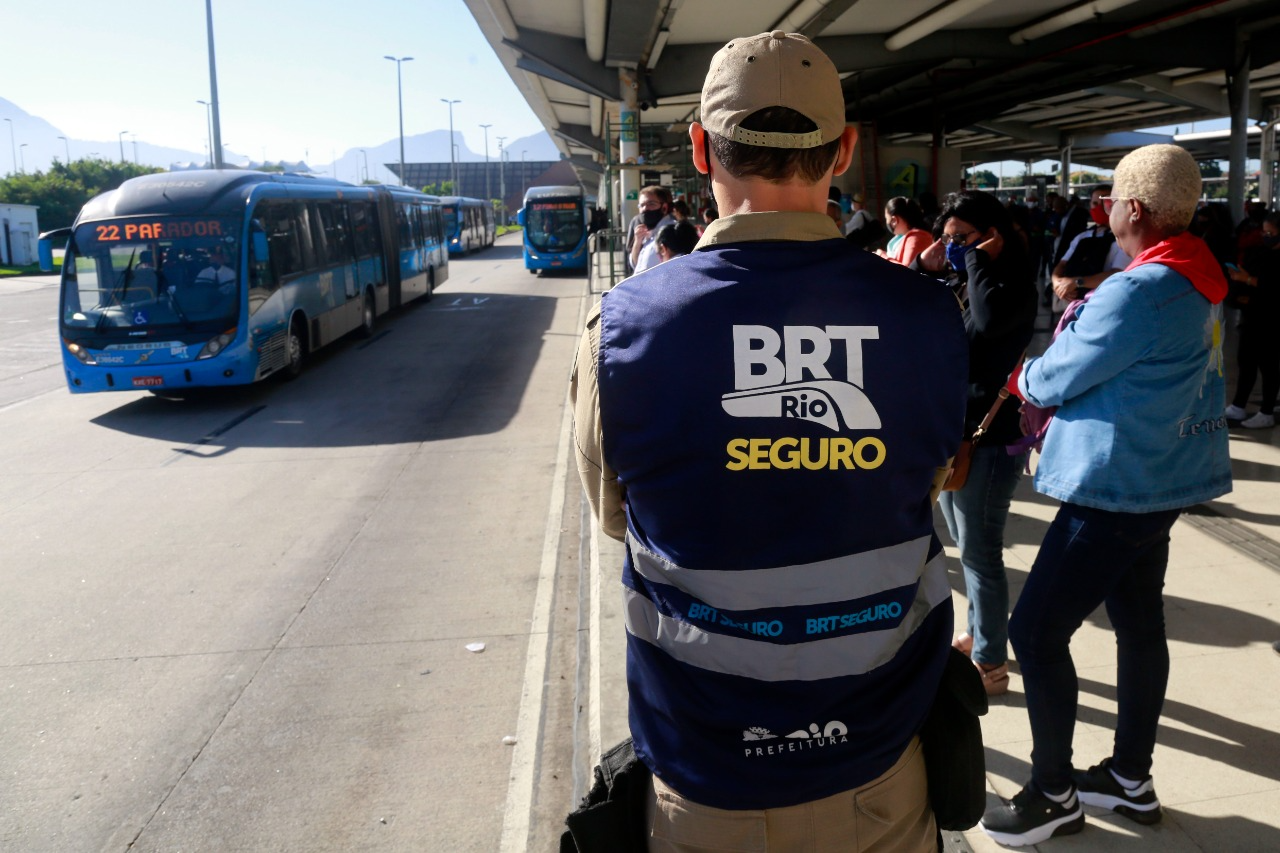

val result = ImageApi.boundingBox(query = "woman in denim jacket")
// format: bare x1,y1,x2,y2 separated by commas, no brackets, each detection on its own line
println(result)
980,145,1232,848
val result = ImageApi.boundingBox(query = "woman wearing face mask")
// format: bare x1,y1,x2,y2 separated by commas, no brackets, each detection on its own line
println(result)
913,190,1038,695
878,196,932,267
1224,211,1280,428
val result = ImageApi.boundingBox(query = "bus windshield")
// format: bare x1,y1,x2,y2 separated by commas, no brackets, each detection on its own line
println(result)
442,206,459,233
526,201,583,252
62,216,241,333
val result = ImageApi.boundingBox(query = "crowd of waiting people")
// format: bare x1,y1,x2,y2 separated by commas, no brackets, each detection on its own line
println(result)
603,138,1261,852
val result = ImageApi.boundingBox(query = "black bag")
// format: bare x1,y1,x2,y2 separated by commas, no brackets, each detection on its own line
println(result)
919,647,989,830
561,738,651,853
1062,231,1116,277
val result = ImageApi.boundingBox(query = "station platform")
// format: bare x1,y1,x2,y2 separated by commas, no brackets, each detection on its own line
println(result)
580,282,1280,852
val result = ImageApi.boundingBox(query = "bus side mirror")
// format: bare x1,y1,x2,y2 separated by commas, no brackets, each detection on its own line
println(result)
517,209,526,227
37,227,72,273
253,231,269,261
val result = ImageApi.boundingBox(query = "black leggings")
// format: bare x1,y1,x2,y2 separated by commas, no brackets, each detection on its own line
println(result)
1233,322,1280,414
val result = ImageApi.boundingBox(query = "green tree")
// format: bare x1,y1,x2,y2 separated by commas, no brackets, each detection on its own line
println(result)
969,169,999,189
0,158,162,230
420,181,455,196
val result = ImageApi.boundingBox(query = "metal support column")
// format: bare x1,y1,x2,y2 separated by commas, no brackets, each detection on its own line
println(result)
1260,106,1278,212
1227,36,1250,223
618,68,640,230
1059,144,1071,198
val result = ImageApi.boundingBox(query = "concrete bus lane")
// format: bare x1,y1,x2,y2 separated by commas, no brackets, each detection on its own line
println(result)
0,273,66,412
0,236,589,852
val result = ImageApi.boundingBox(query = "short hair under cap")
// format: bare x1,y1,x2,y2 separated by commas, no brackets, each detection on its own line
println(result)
1112,144,1201,234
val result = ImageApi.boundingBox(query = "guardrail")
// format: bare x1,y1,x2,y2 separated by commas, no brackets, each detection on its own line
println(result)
588,228,627,293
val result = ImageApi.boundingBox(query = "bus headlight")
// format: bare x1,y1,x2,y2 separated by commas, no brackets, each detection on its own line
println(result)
197,328,237,360
63,339,96,364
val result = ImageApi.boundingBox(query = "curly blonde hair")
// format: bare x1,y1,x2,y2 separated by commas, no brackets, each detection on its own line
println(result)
1111,144,1201,235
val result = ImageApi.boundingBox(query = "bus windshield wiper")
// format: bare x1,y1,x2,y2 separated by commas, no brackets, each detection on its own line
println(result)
95,248,137,332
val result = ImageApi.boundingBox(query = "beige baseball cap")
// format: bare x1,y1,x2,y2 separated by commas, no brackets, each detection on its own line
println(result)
699,31,845,149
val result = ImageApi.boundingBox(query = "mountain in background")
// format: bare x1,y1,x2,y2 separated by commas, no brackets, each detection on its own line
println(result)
0,96,561,183
318,129,561,185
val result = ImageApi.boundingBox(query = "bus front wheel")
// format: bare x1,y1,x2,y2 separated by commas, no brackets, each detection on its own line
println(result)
284,318,306,380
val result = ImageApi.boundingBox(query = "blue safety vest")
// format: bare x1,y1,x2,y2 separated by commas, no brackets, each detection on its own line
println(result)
598,237,969,810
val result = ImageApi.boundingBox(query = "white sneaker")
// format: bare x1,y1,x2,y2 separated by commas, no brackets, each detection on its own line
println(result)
1241,412,1276,429
1224,404,1248,421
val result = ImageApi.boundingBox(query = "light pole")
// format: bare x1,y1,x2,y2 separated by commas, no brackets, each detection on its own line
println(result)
385,55,413,186
19,143,27,173
479,124,491,200
118,130,129,163
132,134,139,164
57,135,69,163
441,98,460,192
521,149,527,199
205,0,224,168
496,136,506,223
197,100,213,166
358,148,368,183
3,118,15,175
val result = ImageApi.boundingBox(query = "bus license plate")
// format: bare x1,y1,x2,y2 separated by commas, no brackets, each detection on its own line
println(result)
132,376,164,387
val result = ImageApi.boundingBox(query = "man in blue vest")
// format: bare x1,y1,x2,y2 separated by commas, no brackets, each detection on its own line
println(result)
571,31,969,851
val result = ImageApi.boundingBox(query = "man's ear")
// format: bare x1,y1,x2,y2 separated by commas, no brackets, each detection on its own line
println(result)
831,126,859,177
690,122,709,175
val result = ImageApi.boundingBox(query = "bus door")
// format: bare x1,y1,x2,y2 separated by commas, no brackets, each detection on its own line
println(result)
349,201,384,303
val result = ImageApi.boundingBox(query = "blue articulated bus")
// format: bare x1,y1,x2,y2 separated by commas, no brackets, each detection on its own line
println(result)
440,196,495,256
48,170,448,394
518,185,590,273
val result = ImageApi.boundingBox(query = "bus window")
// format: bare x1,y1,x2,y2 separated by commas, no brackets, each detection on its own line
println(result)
264,202,303,280
350,202,379,259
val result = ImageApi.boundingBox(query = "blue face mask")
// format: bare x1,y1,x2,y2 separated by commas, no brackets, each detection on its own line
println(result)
945,239,973,271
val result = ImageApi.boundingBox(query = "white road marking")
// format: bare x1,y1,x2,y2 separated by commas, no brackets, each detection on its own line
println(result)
499,289,587,852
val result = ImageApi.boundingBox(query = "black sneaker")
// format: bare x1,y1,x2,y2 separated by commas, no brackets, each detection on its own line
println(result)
980,782,1084,847
1073,758,1162,825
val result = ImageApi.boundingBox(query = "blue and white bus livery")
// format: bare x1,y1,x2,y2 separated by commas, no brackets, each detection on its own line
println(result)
52,170,448,394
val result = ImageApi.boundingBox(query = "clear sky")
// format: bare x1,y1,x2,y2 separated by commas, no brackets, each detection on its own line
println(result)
0,0,545,165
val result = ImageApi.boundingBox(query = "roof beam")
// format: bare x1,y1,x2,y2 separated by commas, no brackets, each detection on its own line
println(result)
605,0,664,69
505,28,620,101
552,123,606,156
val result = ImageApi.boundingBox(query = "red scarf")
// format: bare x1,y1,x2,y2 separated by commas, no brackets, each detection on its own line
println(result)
1125,231,1227,304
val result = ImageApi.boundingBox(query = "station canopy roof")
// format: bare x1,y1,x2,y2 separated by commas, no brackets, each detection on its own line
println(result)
464,0,1280,183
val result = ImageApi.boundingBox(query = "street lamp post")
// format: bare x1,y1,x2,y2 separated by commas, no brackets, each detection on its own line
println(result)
3,118,15,175
496,136,506,223
479,124,491,200
441,99,460,192
358,148,368,183
385,55,413,186
204,0,224,169
118,130,129,163
57,135,70,163
132,134,139,164
19,143,27,173
197,100,213,166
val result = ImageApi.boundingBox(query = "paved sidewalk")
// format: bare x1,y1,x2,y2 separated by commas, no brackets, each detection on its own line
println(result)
583,304,1280,852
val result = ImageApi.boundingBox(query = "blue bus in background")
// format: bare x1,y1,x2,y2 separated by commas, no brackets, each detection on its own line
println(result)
518,185,590,273
48,170,448,394
440,196,495,256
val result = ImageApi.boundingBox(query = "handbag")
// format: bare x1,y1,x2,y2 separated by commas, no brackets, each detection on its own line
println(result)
561,738,650,853
919,647,990,830
942,387,1011,492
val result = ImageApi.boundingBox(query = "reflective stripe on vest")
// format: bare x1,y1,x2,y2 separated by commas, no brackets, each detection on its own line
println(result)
627,532,933,610
622,548,950,682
